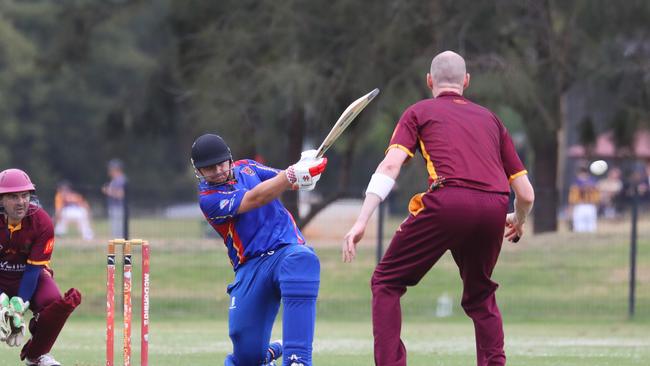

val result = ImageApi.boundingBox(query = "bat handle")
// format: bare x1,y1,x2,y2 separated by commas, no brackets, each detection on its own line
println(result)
315,147,325,159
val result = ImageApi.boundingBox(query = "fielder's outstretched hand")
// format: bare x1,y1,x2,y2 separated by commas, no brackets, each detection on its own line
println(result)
343,221,366,263
504,212,524,243
286,150,328,191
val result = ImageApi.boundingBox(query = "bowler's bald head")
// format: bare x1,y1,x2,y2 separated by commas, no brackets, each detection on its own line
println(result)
429,51,466,87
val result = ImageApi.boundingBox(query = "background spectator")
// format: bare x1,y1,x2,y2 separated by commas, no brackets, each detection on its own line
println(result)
568,166,600,232
596,166,623,219
102,159,127,239
54,181,94,241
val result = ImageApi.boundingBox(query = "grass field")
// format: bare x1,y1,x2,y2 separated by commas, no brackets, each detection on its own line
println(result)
2,320,649,365
0,215,648,365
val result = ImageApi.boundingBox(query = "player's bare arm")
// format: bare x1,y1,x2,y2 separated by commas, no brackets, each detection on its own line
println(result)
237,172,294,214
505,174,535,242
343,148,409,262
237,154,327,214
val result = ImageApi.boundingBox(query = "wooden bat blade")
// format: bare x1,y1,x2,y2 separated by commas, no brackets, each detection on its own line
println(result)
316,88,380,158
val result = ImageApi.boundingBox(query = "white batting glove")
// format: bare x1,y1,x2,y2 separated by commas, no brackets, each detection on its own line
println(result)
286,151,328,191
299,149,318,161
0,293,11,342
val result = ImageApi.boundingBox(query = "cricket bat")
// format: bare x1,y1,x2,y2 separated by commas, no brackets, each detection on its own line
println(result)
315,88,380,159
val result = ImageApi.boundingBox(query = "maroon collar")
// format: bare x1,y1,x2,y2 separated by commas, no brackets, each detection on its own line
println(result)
436,91,462,98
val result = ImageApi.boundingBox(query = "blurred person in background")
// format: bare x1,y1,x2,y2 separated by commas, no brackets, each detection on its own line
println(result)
191,133,327,366
53,182,94,241
0,169,81,366
596,166,623,219
568,166,600,232
623,165,650,209
101,159,126,239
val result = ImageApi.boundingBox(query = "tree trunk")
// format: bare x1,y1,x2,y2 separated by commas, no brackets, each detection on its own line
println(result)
282,105,305,219
532,135,559,233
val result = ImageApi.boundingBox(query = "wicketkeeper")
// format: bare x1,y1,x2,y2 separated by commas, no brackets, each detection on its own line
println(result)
0,168,82,366
191,134,327,366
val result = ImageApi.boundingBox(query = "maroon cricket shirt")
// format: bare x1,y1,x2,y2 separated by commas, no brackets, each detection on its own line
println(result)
0,206,55,281
388,91,527,194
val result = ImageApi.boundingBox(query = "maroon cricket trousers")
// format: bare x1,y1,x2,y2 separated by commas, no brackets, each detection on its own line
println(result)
371,187,509,366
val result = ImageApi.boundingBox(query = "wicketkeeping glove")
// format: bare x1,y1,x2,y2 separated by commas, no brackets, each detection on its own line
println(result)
0,293,12,342
5,321,26,347
3,296,28,347
286,150,328,191
8,296,29,329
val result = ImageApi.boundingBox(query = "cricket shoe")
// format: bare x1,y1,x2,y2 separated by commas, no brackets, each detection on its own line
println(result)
24,353,61,366
261,339,282,365
288,353,305,366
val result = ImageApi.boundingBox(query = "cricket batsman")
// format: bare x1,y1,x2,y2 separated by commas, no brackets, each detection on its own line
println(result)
0,168,82,366
191,134,327,366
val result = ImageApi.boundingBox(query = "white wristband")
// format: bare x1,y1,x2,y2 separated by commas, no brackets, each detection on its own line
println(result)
365,173,395,201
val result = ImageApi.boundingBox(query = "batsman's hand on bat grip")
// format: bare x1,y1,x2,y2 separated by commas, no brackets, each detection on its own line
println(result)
286,154,328,191
504,212,524,243
299,149,318,161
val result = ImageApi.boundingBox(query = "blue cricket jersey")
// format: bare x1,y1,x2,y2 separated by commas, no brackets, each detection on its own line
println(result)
198,159,305,270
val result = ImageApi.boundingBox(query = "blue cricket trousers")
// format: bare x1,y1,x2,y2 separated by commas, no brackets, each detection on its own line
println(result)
224,244,320,366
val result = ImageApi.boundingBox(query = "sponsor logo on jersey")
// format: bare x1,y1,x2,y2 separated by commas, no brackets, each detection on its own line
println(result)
219,199,230,209
241,166,255,176
229,296,237,309
44,238,55,254
0,261,26,272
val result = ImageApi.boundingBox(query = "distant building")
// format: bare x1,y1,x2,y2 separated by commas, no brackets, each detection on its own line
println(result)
568,130,650,160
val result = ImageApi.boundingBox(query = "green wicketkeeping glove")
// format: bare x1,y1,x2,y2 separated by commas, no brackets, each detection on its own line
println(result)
8,296,29,329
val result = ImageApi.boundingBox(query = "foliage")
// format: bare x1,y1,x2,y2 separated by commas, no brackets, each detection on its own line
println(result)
0,0,648,229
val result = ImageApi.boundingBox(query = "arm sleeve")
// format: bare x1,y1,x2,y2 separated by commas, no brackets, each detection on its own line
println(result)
385,107,418,157
17,264,42,302
27,211,54,266
498,121,527,182
200,188,247,224
246,160,281,181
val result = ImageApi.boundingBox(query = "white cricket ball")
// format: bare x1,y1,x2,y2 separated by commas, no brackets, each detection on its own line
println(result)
589,160,608,176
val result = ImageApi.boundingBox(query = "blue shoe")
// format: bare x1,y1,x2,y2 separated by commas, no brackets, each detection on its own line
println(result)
268,339,283,361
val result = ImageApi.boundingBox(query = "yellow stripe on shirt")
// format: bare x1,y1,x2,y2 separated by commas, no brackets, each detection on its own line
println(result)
385,144,414,157
418,139,438,180
508,170,528,183
27,259,50,266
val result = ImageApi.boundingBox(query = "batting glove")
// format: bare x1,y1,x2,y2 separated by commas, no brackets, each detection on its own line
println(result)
0,293,11,342
286,152,327,191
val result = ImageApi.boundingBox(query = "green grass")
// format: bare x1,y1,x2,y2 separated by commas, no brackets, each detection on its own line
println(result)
2,216,648,364
1,320,648,365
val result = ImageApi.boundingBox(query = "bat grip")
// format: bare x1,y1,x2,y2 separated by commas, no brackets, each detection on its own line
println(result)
315,148,325,159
